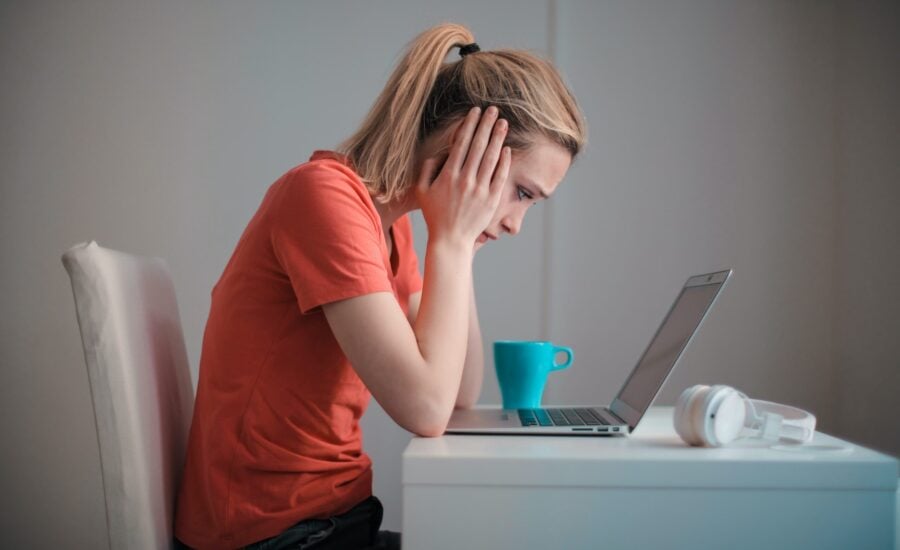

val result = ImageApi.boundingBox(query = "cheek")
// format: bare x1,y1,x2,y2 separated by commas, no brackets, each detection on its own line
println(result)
491,197,515,223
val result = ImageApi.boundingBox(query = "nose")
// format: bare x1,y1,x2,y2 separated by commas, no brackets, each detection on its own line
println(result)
500,209,525,236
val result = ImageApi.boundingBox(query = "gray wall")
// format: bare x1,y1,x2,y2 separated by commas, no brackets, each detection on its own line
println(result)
833,0,900,460
545,0,839,430
0,1,896,547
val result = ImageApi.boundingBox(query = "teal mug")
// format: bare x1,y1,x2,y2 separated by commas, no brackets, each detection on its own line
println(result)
494,340,574,410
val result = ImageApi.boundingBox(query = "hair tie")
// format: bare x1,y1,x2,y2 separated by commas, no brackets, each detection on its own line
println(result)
459,42,481,57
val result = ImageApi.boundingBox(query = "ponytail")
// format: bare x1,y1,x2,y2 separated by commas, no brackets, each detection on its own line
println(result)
338,23,474,203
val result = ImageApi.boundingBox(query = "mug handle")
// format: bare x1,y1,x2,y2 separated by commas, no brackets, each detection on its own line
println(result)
551,346,574,371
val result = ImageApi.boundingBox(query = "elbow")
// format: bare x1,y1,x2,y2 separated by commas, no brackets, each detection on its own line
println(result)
385,363,460,437
454,394,478,410
454,376,482,410
409,407,451,437
408,414,449,437
412,422,447,438
404,396,453,438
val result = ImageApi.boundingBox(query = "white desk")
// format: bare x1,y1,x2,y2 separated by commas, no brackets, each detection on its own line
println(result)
402,407,898,550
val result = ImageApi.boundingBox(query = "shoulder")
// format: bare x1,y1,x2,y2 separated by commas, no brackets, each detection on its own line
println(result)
268,150,377,223
281,150,365,197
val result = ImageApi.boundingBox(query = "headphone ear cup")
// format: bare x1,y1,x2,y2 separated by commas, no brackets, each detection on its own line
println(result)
711,390,747,446
693,385,725,446
674,385,708,446
702,387,748,446
674,386,698,444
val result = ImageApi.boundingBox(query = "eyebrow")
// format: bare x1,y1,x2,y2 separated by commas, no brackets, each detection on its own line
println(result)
520,177,551,199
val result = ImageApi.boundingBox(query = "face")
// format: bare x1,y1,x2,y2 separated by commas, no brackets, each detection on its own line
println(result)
475,136,571,249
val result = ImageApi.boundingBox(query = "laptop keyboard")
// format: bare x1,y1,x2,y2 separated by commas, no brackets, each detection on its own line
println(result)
518,408,610,427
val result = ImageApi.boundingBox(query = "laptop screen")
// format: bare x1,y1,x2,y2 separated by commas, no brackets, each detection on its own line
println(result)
613,274,728,427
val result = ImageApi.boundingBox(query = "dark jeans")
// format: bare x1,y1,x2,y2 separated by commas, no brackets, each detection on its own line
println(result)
243,496,400,550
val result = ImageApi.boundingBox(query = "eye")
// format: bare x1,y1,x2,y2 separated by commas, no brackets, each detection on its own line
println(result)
516,185,533,202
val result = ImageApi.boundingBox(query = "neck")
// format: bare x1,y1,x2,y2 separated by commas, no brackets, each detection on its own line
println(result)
372,191,418,238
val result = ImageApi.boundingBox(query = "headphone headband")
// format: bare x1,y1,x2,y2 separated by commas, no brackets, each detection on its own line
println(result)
674,385,816,447
748,399,816,443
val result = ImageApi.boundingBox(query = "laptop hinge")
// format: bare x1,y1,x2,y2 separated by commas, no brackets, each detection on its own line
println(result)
598,407,628,426
604,408,628,426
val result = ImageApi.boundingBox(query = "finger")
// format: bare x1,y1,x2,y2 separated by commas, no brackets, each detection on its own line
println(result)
488,146,512,202
461,106,500,182
444,107,482,176
416,157,439,193
476,118,507,185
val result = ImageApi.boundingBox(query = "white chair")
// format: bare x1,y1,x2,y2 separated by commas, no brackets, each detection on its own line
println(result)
62,241,194,550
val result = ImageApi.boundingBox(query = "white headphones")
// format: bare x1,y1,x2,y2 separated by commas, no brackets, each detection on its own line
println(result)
673,384,817,447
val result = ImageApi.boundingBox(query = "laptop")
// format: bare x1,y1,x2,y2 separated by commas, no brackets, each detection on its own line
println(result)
445,269,732,435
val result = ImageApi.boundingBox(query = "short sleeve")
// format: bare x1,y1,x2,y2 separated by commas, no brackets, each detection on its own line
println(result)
268,161,393,314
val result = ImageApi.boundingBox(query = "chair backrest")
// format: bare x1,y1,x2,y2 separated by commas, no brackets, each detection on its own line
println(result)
62,241,194,550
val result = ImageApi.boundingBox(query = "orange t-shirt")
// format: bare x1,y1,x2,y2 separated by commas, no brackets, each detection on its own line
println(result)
174,150,423,549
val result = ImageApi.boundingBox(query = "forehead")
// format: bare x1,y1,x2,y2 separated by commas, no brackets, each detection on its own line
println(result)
510,138,572,194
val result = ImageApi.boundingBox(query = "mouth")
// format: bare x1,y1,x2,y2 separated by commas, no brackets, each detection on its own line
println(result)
477,231,498,244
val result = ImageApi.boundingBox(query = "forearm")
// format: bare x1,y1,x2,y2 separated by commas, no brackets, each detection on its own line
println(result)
412,238,473,425
456,282,484,408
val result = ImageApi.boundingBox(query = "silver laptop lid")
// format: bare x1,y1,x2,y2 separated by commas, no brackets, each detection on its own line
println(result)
610,270,732,430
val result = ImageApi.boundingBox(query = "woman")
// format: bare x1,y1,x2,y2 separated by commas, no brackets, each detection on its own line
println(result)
175,22,586,550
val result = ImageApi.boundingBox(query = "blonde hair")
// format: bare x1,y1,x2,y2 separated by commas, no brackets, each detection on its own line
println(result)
337,22,588,203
